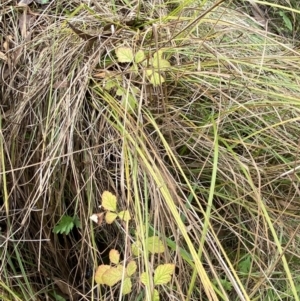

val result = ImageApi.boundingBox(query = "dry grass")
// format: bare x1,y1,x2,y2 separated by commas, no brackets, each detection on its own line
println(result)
1,0,300,300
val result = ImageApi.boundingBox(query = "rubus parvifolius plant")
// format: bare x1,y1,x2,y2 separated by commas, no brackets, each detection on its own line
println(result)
94,46,171,114
90,191,175,300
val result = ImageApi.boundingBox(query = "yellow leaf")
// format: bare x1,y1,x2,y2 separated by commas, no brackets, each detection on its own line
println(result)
135,49,145,63
95,265,110,284
153,289,160,301
102,267,123,286
102,191,117,211
118,210,131,222
153,50,163,62
126,260,137,276
122,277,132,295
131,241,141,257
152,51,170,69
154,264,175,285
109,249,120,265
115,47,134,63
147,236,165,254
140,272,149,285
145,69,153,76
105,211,118,224
150,73,165,86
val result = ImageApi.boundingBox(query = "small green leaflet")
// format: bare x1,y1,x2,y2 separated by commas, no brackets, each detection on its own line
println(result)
53,215,81,235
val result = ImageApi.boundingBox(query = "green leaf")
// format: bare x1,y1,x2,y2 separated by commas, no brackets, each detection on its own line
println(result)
279,11,293,32
147,236,165,254
121,93,137,113
53,293,67,301
109,249,120,264
104,78,118,91
129,63,139,74
135,50,145,63
126,260,137,276
102,267,123,286
149,72,165,86
238,255,251,274
115,47,134,63
53,215,80,235
220,278,233,292
102,191,117,211
154,264,175,285
73,215,81,228
116,87,124,96
122,277,132,295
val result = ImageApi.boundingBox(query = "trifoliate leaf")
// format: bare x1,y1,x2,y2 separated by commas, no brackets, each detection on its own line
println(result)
95,265,110,284
147,236,165,254
105,211,118,224
102,191,117,211
140,272,149,285
118,210,131,222
126,260,137,276
115,47,134,63
154,264,175,285
135,50,145,63
150,73,165,86
109,249,120,265
102,267,123,286
122,277,132,295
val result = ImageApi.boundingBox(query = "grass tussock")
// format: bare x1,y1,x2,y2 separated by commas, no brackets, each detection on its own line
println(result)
1,0,300,300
